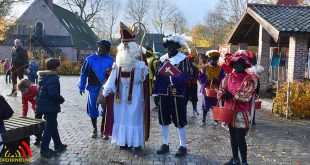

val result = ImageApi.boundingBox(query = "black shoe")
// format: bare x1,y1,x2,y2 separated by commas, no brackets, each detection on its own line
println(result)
157,144,169,154
132,146,143,155
40,149,57,158
91,129,97,138
175,146,187,157
34,140,41,146
120,144,130,150
200,119,206,125
54,144,67,153
7,91,17,97
224,158,241,165
241,163,248,165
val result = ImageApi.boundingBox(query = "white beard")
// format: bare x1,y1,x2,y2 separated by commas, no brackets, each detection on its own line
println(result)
116,42,141,72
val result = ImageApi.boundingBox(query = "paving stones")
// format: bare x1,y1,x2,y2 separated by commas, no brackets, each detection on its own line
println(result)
1,76,309,165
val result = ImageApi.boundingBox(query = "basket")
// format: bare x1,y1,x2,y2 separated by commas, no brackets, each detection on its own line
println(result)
255,100,262,109
205,80,218,98
212,101,236,124
205,88,217,98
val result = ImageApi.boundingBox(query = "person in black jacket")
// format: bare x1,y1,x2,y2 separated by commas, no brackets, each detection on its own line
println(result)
36,58,66,158
8,39,29,97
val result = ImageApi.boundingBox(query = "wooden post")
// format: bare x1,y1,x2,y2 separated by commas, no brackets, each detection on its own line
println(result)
286,81,291,119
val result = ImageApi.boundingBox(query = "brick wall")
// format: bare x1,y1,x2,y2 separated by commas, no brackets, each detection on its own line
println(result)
287,35,309,81
257,25,271,91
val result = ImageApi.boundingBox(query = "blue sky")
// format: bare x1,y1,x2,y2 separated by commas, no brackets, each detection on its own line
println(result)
13,0,217,31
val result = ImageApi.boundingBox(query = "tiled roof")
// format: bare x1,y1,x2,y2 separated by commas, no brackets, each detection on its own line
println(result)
248,4,310,33
53,4,98,49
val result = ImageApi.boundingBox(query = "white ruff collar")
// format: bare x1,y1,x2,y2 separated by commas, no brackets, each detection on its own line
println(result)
160,52,186,65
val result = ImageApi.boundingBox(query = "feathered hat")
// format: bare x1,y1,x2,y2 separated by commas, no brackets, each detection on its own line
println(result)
228,50,252,68
163,34,192,51
206,50,220,58
120,22,136,42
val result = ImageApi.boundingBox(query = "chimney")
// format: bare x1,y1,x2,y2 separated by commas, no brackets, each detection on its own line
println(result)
276,0,298,6
44,0,53,10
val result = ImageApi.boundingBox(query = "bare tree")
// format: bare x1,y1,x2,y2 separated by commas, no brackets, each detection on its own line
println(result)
125,0,150,24
102,0,121,46
152,0,177,34
169,10,187,34
63,0,105,27
0,0,29,18
204,9,229,48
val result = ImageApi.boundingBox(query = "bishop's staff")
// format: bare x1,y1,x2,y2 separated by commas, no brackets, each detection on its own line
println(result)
131,22,148,150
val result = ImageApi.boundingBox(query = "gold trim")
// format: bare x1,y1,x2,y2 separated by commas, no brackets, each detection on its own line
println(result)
159,96,164,124
103,98,108,133
174,97,180,128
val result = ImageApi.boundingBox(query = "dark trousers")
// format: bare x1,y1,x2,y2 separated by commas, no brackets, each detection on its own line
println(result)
11,67,24,91
41,113,62,151
229,126,248,163
5,70,11,84
185,83,198,111
154,96,160,106
158,95,187,128
35,112,43,142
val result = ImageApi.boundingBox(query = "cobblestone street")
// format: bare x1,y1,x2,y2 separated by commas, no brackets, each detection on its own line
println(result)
0,76,309,165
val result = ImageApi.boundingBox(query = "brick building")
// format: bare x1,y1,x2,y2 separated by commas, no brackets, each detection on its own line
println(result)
227,0,310,90
0,0,97,61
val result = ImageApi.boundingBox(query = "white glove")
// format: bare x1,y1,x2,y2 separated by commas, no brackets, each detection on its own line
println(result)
151,94,158,97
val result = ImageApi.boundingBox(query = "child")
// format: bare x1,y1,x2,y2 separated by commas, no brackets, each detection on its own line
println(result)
3,58,11,84
36,58,67,158
28,58,39,84
17,78,43,145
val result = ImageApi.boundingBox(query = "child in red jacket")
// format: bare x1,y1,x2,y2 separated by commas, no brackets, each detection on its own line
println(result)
18,78,38,117
17,78,43,145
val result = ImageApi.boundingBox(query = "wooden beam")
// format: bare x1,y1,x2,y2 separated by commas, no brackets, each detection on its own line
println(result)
226,12,249,44
243,21,257,38
247,7,280,42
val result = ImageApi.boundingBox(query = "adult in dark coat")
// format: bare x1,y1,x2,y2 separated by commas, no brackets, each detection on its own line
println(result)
8,39,29,97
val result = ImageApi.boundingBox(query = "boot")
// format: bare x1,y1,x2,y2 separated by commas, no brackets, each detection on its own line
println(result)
224,158,241,165
193,103,199,115
175,146,187,157
91,118,97,138
157,144,169,154
7,89,17,97
54,144,67,153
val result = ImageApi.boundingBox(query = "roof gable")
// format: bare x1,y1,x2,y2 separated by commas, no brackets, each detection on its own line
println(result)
52,4,98,49
227,3,310,45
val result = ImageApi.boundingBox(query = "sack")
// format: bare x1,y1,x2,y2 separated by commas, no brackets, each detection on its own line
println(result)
96,85,105,105
0,96,14,120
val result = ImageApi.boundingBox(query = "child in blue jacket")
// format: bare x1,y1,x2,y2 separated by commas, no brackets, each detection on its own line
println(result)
36,58,66,158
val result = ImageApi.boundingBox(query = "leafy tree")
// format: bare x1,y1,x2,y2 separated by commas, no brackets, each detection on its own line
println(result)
191,24,210,47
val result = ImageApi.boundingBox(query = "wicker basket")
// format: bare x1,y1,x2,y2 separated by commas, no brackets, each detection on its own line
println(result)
255,101,262,109
205,80,218,98
212,102,236,124
205,88,217,98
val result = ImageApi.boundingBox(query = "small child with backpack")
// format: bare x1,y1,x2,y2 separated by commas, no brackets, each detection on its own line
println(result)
28,58,39,84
